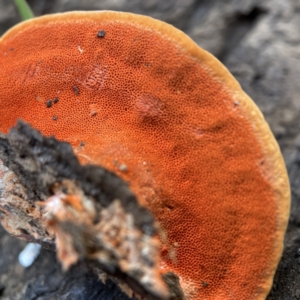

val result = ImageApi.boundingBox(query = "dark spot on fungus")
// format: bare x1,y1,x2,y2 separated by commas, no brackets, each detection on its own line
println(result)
46,100,52,108
52,116,58,121
73,86,80,95
165,204,174,211
77,142,85,151
201,281,209,288
97,30,106,38
53,97,59,104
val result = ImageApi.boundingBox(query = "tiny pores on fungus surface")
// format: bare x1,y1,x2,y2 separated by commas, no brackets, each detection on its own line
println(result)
0,11,290,300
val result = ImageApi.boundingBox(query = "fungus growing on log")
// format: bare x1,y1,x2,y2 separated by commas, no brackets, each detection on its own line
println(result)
0,121,170,299
0,11,290,300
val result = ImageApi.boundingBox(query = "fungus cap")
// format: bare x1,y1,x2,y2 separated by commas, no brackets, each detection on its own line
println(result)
0,11,290,300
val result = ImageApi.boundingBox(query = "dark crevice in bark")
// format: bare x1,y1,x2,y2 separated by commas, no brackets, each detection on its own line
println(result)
218,7,267,62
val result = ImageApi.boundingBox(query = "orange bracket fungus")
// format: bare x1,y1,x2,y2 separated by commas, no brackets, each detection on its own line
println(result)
0,11,290,300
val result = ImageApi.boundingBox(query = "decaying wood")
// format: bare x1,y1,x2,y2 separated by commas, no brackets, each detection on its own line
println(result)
0,121,183,300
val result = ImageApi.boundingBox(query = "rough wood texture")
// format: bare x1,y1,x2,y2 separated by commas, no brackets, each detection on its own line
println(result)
0,0,299,299
0,121,174,300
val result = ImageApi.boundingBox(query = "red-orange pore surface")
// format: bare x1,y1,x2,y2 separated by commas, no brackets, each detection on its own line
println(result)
0,13,279,299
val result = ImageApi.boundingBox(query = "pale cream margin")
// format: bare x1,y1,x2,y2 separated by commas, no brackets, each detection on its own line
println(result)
1,11,291,300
